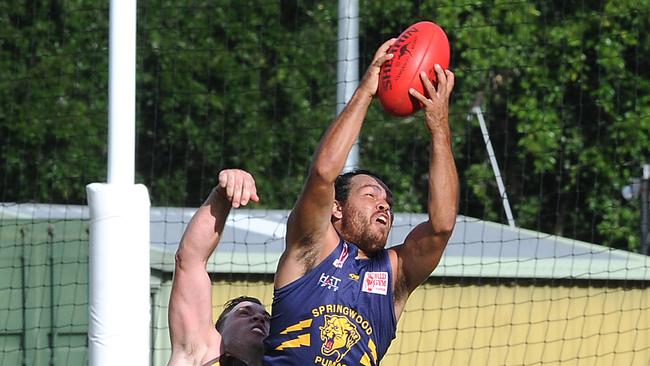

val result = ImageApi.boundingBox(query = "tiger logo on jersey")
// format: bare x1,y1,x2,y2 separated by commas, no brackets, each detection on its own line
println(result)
319,314,361,362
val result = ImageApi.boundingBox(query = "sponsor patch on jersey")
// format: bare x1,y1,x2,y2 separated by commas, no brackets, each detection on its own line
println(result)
362,272,388,295
319,273,341,292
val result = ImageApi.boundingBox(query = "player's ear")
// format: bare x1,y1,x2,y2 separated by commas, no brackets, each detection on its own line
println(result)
332,200,343,220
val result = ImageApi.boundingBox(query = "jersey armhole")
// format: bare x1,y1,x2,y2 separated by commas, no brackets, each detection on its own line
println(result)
274,236,346,295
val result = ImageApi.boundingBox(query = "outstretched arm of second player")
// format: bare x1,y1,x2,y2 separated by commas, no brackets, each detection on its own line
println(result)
276,39,396,288
167,169,259,366
393,65,459,316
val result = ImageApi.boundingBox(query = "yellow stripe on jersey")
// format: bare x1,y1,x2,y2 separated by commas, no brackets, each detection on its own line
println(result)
368,338,377,362
359,338,378,366
360,353,371,366
280,319,313,334
275,333,311,350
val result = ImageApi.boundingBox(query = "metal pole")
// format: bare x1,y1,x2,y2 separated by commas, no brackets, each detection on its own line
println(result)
20,228,27,366
472,106,516,228
337,0,359,172
641,164,650,255
47,226,55,366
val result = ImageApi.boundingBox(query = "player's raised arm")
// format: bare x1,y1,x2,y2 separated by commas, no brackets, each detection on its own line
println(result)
167,169,259,366
275,39,396,289
393,64,459,317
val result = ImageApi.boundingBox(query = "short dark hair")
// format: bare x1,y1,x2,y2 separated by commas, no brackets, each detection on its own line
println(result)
334,170,392,203
215,295,264,332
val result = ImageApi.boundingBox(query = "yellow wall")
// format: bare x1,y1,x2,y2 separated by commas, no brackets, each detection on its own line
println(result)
210,279,650,366
211,278,275,317
386,282,650,366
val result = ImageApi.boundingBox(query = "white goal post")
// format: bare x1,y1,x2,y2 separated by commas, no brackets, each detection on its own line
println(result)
86,1,151,365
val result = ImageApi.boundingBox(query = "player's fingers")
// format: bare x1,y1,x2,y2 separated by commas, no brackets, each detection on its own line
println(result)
218,170,228,189
226,171,235,201
239,191,250,206
408,87,428,104
445,69,455,97
373,52,394,67
246,174,260,203
434,64,447,96
371,39,396,63
240,174,259,206
376,38,396,56
231,173,245,208
420,71,436,98
239,175,252,206
250,189,260,203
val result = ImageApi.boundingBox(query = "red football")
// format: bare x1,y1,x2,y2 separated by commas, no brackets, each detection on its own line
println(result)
377,21,450,117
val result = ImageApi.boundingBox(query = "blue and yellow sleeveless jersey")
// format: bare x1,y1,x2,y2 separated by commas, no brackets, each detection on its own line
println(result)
264,238,397,365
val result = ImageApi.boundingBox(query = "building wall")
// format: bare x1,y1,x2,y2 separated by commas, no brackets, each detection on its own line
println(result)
153,277,650,366
152,278,172,366
2,217,647,366
151,275,276,365
0,220,88,366
387,281,650,365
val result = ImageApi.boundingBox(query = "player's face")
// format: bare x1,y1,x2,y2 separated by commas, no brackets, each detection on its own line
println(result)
220,301,270,349
340,174,393,256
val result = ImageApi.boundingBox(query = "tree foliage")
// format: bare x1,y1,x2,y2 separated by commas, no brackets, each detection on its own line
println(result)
1,0,649,251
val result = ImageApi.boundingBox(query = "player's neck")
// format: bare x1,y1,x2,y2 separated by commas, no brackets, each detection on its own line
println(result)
219,354,258,366
222,347,263,366
355,249,370,260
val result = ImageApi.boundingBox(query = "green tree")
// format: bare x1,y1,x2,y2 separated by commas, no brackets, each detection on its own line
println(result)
358,0,650,250
136,0,338,206
1,0,649,252
0,2,108,202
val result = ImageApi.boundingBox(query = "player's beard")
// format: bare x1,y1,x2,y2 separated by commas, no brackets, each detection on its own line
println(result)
340,205,388,256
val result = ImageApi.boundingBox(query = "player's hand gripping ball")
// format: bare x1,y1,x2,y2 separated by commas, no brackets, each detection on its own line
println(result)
378,21,450,117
